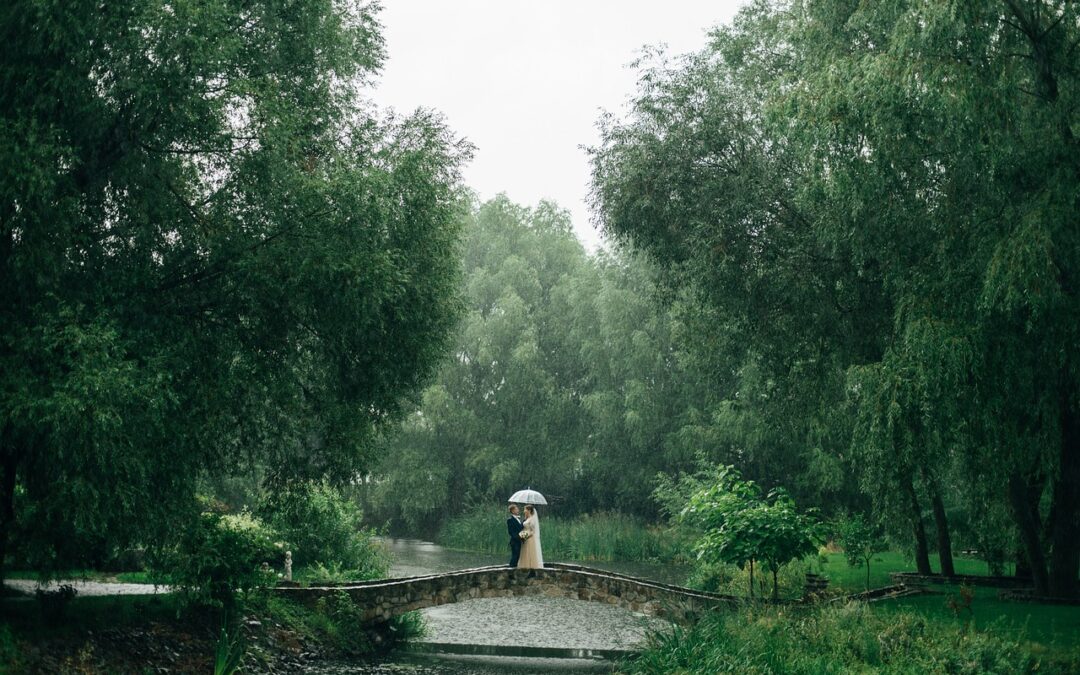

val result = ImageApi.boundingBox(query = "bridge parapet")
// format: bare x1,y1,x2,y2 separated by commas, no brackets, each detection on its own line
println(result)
274,563,737,625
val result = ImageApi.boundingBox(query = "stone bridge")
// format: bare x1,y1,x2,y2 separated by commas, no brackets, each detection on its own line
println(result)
275,563,738,625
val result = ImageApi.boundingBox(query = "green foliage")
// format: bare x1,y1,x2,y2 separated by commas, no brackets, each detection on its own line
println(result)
0,0,468,581
256,594,424,657
625,603,1074,674
0,623,17,668
34,584,77,624
213,620,244,675
299,561,381,585
362,195,721,531
159,513,279,608
258,481,388,577
687,560,807,600
438,506,684,563
681,466,820,599
590,0,1080,596
837,514,887,591
311,592,372,654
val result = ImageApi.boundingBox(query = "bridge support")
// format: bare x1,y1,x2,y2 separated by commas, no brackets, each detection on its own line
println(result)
275,563,737,627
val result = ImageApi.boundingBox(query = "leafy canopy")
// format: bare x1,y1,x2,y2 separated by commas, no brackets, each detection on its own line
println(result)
0,0,469,574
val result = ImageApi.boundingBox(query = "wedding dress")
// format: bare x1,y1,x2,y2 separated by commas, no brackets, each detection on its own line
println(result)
517,511,544,569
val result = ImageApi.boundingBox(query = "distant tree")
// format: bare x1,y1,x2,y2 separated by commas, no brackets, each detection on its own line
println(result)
0,0,468,583
363,196,716,528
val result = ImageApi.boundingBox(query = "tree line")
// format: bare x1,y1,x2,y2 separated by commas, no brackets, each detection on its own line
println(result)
589,0,1079,598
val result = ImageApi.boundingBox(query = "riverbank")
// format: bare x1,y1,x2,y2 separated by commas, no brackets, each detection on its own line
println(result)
0,590,422,673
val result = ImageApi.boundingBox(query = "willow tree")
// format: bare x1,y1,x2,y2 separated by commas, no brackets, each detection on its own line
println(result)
592,0,1079,596
0,0,468,581
792,0,1080,597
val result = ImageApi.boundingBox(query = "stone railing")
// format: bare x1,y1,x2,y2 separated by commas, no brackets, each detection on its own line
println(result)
274,563,738,625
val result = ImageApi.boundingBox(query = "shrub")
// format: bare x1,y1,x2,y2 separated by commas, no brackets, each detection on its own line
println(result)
687,561,807,599
35,584,77,624
159,512,281,608
259,481,388,578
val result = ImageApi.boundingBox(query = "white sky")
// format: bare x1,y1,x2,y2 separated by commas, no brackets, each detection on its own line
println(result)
369,1,746,251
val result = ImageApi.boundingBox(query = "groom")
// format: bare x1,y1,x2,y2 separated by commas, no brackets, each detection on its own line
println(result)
507,504,524,567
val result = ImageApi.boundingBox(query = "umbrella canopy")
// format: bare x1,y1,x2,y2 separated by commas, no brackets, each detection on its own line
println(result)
508,488,548,505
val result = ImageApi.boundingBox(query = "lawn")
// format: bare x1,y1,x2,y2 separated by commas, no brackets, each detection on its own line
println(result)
877,586,1080,652
811,551,1013,593
807,551,1079,654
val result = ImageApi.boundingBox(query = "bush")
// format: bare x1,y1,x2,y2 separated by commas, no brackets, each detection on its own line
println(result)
687,560,807,599
159,512,281,608
35,584,77,624
259,481,388,578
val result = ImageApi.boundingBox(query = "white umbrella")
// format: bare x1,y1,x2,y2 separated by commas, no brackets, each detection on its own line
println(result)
508,488,548,505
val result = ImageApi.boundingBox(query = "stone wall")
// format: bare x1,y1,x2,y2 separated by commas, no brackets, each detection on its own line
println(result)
274,563,737,626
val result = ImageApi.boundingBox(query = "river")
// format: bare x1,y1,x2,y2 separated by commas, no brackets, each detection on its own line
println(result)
313,538,688,674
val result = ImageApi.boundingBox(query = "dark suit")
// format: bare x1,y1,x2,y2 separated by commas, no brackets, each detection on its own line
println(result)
507,514,524,567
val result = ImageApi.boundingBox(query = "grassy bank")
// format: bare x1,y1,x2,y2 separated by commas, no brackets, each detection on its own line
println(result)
0,588,424,672
439,508,686,562
623,602,1080,674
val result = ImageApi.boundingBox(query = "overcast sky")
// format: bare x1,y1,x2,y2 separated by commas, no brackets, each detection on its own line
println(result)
369,1,746,251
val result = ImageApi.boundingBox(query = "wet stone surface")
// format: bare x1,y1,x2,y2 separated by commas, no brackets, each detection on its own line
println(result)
416,595,671,651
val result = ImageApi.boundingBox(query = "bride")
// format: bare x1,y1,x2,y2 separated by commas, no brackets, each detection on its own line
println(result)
517,504,544,570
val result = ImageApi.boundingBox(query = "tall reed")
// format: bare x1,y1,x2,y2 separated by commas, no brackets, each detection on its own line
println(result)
438,507,685,563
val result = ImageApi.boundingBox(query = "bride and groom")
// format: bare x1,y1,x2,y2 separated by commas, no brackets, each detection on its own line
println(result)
506,504,543,570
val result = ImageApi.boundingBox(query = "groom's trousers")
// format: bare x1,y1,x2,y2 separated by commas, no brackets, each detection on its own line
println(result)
509,540,522,567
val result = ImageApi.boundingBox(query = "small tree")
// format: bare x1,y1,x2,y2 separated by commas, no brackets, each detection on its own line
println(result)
681,466,820,600
755,490,820,600
838,513,886,591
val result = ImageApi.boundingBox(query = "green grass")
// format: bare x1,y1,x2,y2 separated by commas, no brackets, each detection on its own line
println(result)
3,568,166,585
2,593,188,640
623,603,1080,674
248,594,425,656
879,586,1080,651
439,507,688,563
810,551,1016,593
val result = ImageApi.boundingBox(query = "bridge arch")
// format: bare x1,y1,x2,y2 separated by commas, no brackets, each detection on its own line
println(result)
275,563,736,625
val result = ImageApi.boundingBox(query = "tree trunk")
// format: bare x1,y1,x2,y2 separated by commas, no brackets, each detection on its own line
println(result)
1047,385,1080,598
772,567,779,601
904,477,932,574
0,451,16,588
1008,472,1050,595
927,479,955,576
1015,548,1031,578
865,557,871,591
748,559,754,598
